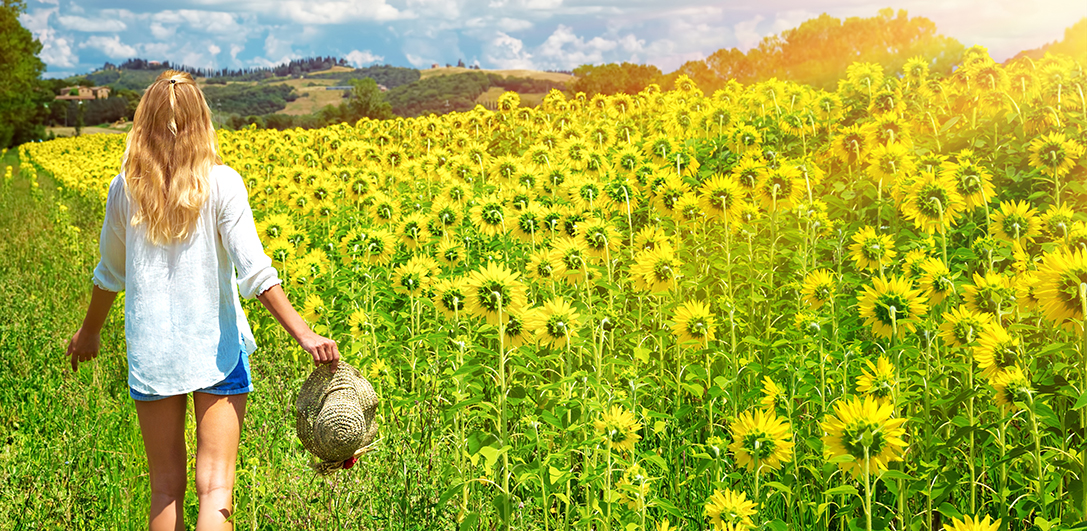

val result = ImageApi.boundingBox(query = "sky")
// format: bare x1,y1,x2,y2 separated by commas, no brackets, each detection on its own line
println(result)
19,0,1087,79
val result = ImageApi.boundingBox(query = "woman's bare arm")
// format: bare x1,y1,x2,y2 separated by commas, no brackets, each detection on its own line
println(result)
67,285,118,372
256,283,339,370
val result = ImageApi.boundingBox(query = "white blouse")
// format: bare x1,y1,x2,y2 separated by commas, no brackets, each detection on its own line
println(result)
93,165,281,396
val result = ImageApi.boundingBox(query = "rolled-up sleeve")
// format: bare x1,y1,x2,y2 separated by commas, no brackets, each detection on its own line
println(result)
92,175,126,292
216,167,281,299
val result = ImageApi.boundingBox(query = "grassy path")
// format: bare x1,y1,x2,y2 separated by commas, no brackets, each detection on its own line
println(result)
0,153,451,529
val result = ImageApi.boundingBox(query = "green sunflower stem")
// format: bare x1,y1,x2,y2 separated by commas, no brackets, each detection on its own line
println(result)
1080,283,1087,517
967,363,976,514
496,295,511,531
864,446,873,531
1027,393,1047,519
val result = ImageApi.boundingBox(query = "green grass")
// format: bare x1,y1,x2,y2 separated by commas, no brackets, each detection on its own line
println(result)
0,153,461,529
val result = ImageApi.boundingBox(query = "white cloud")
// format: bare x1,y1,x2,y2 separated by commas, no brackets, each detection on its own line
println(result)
404,53,430,68
497,17,533,32
80,35,138,59
208,44,221,55
57,15,126,32
345,49,384,66
534,24,619,68
149,22,175,40
522,0,562,9
20,8,79,68
272,1,411,25
230,44,245,61
734,15,764,51
484,31,534,69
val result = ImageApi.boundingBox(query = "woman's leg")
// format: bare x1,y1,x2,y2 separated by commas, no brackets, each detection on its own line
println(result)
134,394,188,531
192,392,247,531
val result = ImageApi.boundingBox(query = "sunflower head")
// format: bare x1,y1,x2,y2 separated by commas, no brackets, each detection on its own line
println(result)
728,408,794,472
821,395,908,478
594,405,642,452
704,488,757,531
991,365,1032,412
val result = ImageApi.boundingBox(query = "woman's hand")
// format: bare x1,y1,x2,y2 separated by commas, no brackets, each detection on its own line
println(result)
67,326,101,372
297,331,340,372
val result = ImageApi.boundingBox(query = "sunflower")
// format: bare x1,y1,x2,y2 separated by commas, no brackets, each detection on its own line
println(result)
849,226,898,273
945,514,1001,531
301,293,327,324
436,239,463,269
550,236,593,286
594,405,642,452
527,297,582,349
755,163,804,211
939,305,994,349
616,463,651,511
1035,248,1087,330
760,376,788,412
672,300,716,347
513,205,545,243
398,213,428,250
963,272,1013,316
348,309,370,339
698,173,746,226
857,275,929,339
831,124,870,166
432,277,469,320
941,159,994,210
633,225,670,252
256,212,294,243
289,250,328,286
470,195,508,237
900,171,965,234
855,356,896,404
729,123,761,156
821,395,908,478
363,229,397,266
867,142,915,185
501,310,536,348
630,243,681,294
801,269,836,309
1028,132,1085,178
728,408,794,472
579,218,619,261
730,154,763,196
671,192,704,223
917,258,954,305
1016,271,1042,313
464,262,528,325
973,323,1020,379
391,260,431,298
990,200,1041,244
1040,203,1075,241
428,200,461,239
704,488,757,531
601,175,640,215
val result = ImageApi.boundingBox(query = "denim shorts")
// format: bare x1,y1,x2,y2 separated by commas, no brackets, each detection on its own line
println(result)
129,346,253,401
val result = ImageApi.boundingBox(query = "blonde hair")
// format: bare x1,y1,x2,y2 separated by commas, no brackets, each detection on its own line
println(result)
123,70,221,245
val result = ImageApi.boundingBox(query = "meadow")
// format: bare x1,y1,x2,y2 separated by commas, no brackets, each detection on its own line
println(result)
4,45,1087,530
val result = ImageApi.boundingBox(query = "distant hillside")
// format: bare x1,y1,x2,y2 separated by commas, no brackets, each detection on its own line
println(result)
1011,17,1086,64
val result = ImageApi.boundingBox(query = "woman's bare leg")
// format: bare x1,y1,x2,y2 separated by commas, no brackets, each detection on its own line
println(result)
135,394,188,531
193,392,246,531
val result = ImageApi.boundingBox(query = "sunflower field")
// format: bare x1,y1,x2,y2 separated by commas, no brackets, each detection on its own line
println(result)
18,45,1087,530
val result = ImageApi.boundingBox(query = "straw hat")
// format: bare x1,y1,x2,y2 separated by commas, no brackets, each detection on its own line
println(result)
295,362,379,472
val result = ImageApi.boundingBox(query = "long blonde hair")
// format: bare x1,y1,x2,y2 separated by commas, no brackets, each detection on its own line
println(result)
123,70,221,245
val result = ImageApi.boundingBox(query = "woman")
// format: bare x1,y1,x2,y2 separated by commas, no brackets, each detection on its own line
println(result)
65,70,338,530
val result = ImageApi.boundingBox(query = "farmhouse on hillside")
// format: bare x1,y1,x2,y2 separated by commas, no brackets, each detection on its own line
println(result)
55,86,112,101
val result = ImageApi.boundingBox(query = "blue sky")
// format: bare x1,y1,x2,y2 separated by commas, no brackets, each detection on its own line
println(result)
20,0,1087,79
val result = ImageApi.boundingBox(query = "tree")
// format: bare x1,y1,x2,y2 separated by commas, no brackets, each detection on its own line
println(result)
345,78,393,121
677,9,963,91
571,62,662,97
0,0,47,148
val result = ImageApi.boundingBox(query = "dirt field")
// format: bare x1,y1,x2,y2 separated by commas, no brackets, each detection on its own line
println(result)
46,126,127,137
